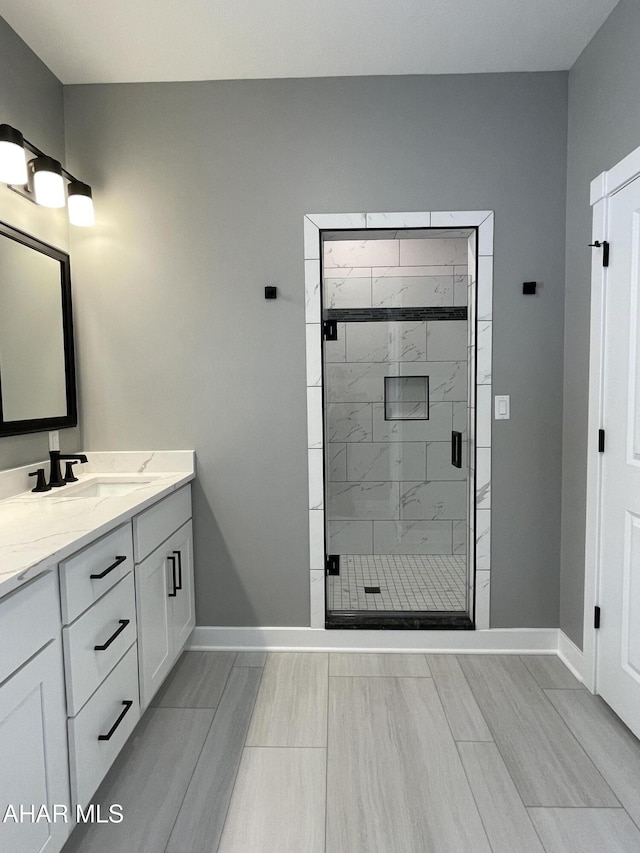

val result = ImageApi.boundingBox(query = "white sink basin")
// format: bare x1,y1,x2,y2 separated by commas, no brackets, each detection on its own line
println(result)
52,478,154,498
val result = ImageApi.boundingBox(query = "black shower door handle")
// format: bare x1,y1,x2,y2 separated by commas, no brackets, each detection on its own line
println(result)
451,431,463,468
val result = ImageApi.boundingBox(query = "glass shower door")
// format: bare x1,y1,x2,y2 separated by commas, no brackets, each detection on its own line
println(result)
322,231,472,628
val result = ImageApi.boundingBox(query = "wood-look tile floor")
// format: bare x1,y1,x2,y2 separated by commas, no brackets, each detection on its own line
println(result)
62,651,640,853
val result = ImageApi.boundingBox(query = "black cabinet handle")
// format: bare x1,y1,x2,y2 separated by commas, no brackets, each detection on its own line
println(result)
451,431,463,469
168,555,177,597
173,550,183,591
90,555,127,580
98,700,133,741
94,619,130,651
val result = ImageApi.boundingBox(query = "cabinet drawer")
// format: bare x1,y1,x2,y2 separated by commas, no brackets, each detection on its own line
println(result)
63,573,137,716
60,523,134,623
68,643,140,809
0,569,59,684
134,485,191,562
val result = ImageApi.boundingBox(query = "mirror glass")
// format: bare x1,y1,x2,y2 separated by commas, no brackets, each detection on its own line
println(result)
0,220,77,436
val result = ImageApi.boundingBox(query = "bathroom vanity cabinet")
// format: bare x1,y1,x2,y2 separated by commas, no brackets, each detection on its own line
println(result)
0,459,195,853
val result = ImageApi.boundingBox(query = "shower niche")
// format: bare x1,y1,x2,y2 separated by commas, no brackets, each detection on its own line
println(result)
384,376,429,420
321,227,476,629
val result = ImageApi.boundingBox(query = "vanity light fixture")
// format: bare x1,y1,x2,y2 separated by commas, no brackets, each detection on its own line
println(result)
0,124,28,185
0,122,95,226
31,156,65,208
67,181,95,227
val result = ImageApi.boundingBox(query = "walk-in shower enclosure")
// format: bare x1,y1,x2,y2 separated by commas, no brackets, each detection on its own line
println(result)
304,210,494,632
321,228,475,628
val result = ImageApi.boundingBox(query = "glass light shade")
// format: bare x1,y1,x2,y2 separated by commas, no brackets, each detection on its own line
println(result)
67,181,95,227
0,125,28,185
31,156,65,208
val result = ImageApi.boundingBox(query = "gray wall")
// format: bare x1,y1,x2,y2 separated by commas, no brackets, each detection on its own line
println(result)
561,0,640,648
0,17,79,471
63,72,568,627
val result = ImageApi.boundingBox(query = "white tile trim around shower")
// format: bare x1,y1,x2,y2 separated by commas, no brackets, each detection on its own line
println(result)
304,209,494,630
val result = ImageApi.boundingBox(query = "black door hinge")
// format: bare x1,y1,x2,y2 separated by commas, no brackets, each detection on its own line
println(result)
589,240,610,267
594,605,601,629
598,429,605,453
326,554,340,575
323,320,338,341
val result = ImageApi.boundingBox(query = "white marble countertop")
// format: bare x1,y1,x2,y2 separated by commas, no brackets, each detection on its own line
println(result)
0,451,195,599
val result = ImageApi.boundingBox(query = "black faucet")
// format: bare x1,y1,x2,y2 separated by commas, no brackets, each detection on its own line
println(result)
48,451,89,488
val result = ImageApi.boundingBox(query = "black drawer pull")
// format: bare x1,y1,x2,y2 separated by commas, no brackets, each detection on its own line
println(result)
90,555,127,580
451,431,463,469
173,550,183,591
98,700,133,741
94,619,130,651
168,555,177,597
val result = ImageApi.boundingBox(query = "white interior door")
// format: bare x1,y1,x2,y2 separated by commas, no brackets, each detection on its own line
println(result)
597,173,640,736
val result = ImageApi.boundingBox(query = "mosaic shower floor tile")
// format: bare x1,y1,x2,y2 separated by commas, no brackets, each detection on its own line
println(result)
326,554,467,612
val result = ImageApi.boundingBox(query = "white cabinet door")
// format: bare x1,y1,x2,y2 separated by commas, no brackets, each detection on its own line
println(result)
0,640,70,853
135,520,195,708
135,548,173,710
169,521,195,654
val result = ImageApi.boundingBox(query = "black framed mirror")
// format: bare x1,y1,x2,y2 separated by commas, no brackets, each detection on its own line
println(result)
0,219,77,436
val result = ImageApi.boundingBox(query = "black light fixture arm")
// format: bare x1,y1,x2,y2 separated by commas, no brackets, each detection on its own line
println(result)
19,135,80,185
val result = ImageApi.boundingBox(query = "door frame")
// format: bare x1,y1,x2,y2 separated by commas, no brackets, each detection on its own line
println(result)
584,145,640,691
304,210,494,629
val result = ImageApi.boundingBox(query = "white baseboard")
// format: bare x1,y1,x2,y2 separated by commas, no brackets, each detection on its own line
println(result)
557,630,585,682
189,626,559,654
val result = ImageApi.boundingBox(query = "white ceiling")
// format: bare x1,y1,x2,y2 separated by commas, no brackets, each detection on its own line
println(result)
0,0,619,85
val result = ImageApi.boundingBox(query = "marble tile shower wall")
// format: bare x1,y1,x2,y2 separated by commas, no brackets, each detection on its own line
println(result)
324,237,469,558
323,236,469,309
